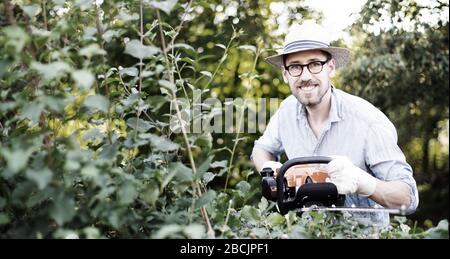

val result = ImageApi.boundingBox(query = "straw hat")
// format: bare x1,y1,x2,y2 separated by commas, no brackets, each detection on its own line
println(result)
266,20,351,68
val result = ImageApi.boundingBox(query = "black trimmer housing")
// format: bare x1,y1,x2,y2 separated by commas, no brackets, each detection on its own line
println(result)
261,156,345,215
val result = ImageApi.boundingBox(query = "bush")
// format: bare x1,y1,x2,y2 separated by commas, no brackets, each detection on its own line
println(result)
0,0,447,239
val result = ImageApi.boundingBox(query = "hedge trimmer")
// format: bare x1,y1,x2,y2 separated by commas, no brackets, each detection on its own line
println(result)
260,156,406,215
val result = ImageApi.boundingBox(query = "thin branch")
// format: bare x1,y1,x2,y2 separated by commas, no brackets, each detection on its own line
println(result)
139,0,144,92
203,34,235,90
118,73,132,95
166,0,194,53
224,49,261,191
42,0,48,30
95,4,104,47
219,199,233,238
156,8,215,238
4,0,16,25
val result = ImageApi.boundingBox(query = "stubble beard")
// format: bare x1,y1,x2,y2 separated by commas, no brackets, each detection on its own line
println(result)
294,83,330,108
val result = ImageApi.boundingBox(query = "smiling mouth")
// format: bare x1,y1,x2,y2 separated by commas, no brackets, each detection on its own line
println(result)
298,84,318,91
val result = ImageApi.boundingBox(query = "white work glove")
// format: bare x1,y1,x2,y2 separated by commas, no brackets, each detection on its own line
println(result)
325,156,377,196
261,161,283,173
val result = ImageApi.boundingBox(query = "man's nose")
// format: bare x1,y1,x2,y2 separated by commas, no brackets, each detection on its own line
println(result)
296,68,313,85
299,67,313,81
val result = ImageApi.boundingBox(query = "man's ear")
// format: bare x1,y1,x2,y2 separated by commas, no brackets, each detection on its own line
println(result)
328,59,336,78
282,68,289,83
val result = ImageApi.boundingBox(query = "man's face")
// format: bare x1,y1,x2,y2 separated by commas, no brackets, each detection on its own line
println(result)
283,50,336,107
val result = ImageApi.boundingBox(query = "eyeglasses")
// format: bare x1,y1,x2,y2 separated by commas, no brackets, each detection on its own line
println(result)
284,57,331,77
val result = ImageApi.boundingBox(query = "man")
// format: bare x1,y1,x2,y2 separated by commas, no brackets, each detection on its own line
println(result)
251,20,418,226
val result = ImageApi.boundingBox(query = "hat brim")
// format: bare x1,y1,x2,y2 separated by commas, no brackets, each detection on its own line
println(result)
265,47,351,68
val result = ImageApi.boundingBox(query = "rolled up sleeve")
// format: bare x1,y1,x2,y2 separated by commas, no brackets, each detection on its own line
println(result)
365,122,419,214
253,109,284,158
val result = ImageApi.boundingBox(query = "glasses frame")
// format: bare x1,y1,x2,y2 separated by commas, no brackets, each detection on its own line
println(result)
284,56,331,77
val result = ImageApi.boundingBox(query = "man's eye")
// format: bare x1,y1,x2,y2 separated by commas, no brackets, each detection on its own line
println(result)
309,62,322,68
289,65,301,70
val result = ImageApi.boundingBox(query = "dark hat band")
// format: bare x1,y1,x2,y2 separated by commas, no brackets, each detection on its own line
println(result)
284,40,329,53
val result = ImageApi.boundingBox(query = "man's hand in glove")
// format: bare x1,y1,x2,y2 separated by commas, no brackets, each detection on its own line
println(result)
326,156,377,196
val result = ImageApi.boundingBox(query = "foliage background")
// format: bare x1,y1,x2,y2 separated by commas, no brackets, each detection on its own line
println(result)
0,0,448,238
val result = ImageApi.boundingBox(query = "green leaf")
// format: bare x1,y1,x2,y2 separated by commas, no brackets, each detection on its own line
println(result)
53,0,66,5
83,27,97,40
160,167,179,190
194,133,213,150
124,39,159,60
20,101,44,125
0,213,10,226
83,227,101,239
200,71,212,78
64,160,80,172
258,197,268,212
81,165,99,182
26,189,52,207
153,224,182,238
0,61,10,77
98,143,119,160
251,227,268,238
170,162,193,182
172,43,196,56
202,172,215,185
84,95,110,113
127,117,153,132
238,45,257,53
118,183,137,205
147,0,178,15
142,133,179,151
119,67,139,77
115,9,139,21
50,194,76,226
266,213,285,228
30,25,51,37
235,181,251,194
102,30,121,42
2,26,29,53
240,205,261,225
164,30,176,38
72,70,95,91
159,79,177,92
21,4,42,19
180,57,198,67
75,0,94,11
41,96,67,112
79,44,106,58
195,190,216,209
82,128,104,142
425,220,449,239
1,147,34,175
53,230,79,239
215,43,226,50
120,93,141,106
210,160,227,168
183,224,205,239
195,156,213,179
242,169,255,181
31,61,71,80
141,182,160,206
25,168,53,190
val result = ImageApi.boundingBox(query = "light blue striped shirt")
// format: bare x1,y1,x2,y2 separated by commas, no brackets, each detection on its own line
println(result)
253,87,419,226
